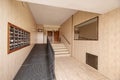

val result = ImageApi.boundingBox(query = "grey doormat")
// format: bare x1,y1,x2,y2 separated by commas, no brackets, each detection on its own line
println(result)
14,44,51,80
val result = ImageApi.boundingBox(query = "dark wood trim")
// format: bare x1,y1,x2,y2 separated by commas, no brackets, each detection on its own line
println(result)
72,15,74,39
7,23,10,54
74,16,99,41
74,16,99,28
8,22,30,33
8,22,30,54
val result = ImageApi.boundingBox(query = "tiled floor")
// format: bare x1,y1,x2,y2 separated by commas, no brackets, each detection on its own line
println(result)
55,56,110,80
14,44,110,80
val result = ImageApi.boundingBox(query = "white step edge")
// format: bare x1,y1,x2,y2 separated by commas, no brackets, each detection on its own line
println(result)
52,46,66,48
55,54,71,57
52,45,66,46
53,48,68,50
52,45,65,47
53,49,68,51
52,44,65,45
55,52,69,54
52,44,64,45
53,47,67,49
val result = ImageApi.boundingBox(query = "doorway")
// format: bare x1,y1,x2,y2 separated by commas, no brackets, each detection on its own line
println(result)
54,31,59,43
47,31,59,43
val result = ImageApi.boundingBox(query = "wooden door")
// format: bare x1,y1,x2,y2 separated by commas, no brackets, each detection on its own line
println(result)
54,31,59,42
47,31,52,36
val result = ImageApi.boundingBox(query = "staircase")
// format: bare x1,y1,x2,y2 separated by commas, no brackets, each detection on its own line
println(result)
51,43,70,57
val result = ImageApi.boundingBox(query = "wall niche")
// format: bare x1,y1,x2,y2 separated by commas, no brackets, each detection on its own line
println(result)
8,22,30,54
86,53,98,70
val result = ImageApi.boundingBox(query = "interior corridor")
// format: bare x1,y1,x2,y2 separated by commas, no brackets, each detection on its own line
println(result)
0,0,120,80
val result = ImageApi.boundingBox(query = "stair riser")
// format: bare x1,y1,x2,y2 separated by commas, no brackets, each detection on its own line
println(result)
53,47,66,49
54,50,68,52
52,43,70,56
52,47,66,48
55,52,69,54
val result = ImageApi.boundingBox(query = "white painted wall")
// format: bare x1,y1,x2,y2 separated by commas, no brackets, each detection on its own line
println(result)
60,17,73,54
37,32,44,44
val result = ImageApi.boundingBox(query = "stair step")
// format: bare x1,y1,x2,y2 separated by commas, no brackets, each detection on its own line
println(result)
53,48,67,50
54,49,68,52
55,53,71,57
52,45,66,47
52,44,66,47
52,46,66,48
52,43,70,56
52,43,64,45
55,51,69,54
52,44,65,47
53,47,66,49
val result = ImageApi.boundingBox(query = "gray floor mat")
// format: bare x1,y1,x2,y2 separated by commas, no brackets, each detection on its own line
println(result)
14,44,51,80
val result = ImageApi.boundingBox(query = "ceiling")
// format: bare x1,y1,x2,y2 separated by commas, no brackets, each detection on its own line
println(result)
18,0,120,25
28,3,77,25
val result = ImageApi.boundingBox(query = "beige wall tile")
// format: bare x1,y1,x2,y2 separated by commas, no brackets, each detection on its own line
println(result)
0,0,37,80
60,8,120,80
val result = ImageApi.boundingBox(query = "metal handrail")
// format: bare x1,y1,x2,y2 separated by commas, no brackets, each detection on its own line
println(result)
62,34,70,45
